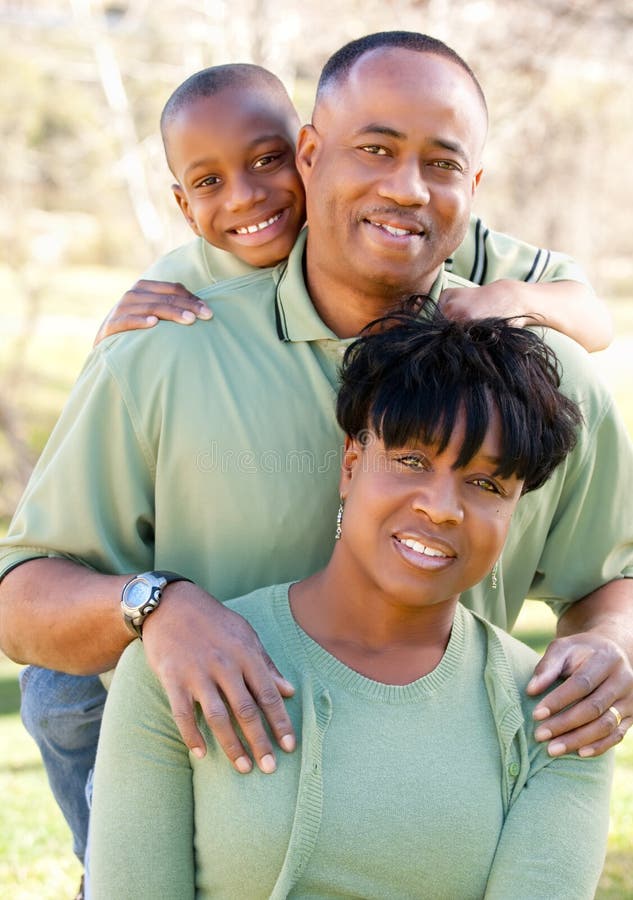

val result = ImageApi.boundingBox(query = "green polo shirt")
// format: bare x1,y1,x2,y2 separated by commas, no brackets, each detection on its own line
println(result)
1,230,631,626
142,213,592,290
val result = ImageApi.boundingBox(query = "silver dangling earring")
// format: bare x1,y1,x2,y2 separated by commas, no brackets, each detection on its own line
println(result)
491,560,498,591
335,498,344,540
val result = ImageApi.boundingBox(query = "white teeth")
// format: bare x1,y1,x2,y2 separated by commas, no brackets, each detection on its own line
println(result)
235,212,281,235
382,224,413,236
401,538,447,558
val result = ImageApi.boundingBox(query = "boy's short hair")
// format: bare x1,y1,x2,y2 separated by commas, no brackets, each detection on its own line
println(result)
336,301,582,493
160,63,298,169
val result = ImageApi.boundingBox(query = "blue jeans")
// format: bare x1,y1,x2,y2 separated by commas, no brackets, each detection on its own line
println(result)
19,666,106,864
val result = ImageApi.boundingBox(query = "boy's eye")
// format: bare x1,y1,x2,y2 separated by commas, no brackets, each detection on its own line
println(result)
197,175,221,187
253,153,281,169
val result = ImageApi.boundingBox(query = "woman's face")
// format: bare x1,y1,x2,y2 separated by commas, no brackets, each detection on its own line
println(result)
338,409,524,608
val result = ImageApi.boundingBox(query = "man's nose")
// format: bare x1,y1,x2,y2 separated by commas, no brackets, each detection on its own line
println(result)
377,157,430,207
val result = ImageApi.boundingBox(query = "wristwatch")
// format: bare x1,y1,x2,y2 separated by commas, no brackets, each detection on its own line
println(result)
121,570,192,639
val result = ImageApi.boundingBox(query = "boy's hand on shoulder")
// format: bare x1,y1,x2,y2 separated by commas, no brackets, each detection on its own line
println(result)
94,279,212,346
438,280,536,327
141,581,296,774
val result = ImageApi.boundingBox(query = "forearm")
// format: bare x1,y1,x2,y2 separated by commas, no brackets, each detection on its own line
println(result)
0,557,132,673
557,578,633,665
512,279,613,352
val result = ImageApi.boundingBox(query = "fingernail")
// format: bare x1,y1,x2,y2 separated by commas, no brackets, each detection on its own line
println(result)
260,754,276,774
191,747,205,759
181,311,196,323
548,741,566,756
533,706,550,721
578,747,595,758
146,315,158,325
235,756,252,774
198,305,212,319
535,726,552,741
280,734,295,752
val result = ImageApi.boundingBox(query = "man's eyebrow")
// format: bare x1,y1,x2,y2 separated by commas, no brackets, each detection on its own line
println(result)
352,125,469,161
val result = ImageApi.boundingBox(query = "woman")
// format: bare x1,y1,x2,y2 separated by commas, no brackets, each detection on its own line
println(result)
89,304,612,899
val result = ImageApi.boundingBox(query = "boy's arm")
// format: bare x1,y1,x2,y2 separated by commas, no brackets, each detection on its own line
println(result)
94,279,211,346
439,279,612,353
443,216,613,352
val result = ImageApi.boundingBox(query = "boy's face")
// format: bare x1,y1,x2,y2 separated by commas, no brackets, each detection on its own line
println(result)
166,90,305,268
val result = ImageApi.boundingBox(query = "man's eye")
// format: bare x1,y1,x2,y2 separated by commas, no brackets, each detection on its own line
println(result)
431,160,460,171
360,145,388,155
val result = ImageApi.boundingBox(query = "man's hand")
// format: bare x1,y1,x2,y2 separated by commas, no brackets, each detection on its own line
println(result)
142,581,296,774
94,279,212,346
527,632,632,757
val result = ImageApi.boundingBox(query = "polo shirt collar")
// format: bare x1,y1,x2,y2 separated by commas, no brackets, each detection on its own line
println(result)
274,227,448,343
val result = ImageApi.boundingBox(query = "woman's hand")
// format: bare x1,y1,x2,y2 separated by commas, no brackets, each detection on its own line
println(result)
141,580,296,773
94,279,212,346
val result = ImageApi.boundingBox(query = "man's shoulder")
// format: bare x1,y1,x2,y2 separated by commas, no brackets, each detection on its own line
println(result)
142,237,259,292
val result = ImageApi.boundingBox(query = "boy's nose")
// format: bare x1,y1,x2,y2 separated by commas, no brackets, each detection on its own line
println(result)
225,176,266,213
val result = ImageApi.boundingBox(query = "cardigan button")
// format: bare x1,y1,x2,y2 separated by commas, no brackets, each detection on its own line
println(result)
508,762,520,777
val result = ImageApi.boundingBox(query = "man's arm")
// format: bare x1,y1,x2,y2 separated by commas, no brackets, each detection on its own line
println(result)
0,557,295,773
439,279,612,352
527,578,633,756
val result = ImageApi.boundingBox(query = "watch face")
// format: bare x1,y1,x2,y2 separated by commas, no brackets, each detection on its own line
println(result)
125,579,150,610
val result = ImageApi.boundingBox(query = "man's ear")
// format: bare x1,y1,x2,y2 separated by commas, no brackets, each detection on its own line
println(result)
339,435,360,500
295,124,320,188
471,166,483,197
171,184,200,236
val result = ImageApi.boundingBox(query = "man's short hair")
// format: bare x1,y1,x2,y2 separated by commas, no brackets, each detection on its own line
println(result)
317,31,487,120
336,301,582,494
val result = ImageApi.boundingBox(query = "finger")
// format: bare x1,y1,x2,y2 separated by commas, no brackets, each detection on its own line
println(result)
165,684,208,760
533,682,619,742
527,641,595,698
197,688,255,774
132,282,212,319
542,707,629,757
220,679,279,773
119,301,200,324
94,314,158,345
578,713,630,758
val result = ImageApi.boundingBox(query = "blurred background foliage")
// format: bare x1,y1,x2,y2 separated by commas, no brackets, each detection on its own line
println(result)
1,0,633,521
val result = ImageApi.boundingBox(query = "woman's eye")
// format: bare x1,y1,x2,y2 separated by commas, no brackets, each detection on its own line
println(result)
471,477,500,494
398,455,427,470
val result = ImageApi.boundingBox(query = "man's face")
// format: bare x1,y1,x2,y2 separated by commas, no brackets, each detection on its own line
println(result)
297,48,486,298
167,90,305,268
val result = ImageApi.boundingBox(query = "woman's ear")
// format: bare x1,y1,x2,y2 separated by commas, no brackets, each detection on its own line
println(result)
339,435,360,499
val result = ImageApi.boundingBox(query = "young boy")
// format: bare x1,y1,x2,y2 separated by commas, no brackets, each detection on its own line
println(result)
21,62,613,891
95,63,611,352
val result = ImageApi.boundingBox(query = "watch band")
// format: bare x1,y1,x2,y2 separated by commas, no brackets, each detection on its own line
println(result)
121,570,192,639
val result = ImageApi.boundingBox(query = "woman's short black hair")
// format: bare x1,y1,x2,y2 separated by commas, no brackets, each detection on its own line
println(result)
336,300,583,493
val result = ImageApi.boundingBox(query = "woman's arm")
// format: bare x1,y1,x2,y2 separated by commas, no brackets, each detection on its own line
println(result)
484,750,613,898
89,642,196,899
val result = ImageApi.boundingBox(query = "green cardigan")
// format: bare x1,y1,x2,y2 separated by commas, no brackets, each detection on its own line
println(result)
90,585,613,899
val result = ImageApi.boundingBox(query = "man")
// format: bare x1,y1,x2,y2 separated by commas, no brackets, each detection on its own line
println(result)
1,30,631,797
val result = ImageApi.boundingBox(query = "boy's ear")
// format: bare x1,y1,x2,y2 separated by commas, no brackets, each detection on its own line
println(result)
471,165,484,197
339,435,360,500
171,184,201,236
295,124,320,187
